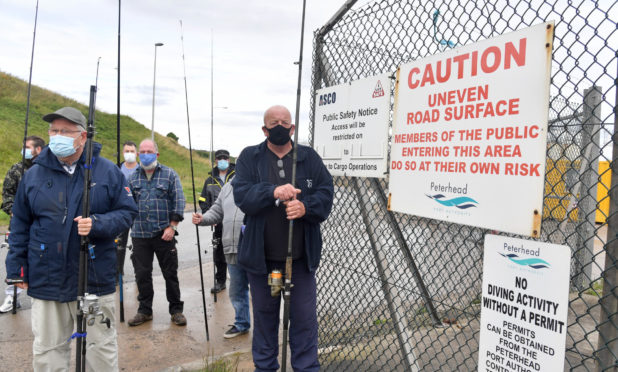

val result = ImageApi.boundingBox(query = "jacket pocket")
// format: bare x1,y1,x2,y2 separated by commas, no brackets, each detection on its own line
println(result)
27,242,49,289
90,181,112,214
296,177,315,200
155,182,170,197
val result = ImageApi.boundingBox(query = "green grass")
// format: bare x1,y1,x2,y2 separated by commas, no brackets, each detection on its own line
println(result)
584,279,604,297
0,71,214,226
194,352,240,372
0,213,8,228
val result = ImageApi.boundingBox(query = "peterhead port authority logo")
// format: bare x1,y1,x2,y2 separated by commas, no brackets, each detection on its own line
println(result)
498,253,550,269
425,194,479,209
372,80,384,98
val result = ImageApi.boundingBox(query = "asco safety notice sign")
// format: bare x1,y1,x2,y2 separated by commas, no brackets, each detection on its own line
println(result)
389,22,554,237
478,234,570,372
314,73,391,178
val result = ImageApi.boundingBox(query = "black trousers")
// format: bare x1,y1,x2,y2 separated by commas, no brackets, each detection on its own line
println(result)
212,225,227,284
131,234,184,315
116,229,130,275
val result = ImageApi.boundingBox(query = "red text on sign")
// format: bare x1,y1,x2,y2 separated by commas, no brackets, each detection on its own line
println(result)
407,38,527,89
443,99,520,121
504,163,541,176
428,85,489,107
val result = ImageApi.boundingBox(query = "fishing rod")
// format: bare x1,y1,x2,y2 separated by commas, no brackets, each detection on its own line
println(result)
116,0,125,323
116,0,121,168
209,30,218,304
10,0,40,315
20,0,39,176
95,57,101,89
180,19,210,341
74,85,110,372
280,0,307,370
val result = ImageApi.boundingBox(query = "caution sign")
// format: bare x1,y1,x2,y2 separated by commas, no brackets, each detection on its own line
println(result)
314,73,391,178
478,234,570,372
388,22,554,237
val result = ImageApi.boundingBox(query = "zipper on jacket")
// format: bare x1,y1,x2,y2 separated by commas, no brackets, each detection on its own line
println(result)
63,173,72,225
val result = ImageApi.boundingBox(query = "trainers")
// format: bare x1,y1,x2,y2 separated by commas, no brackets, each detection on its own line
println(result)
223,325,248,339
0,295,20,313
171,313,187,326
210,282,226,294
127,312,153,326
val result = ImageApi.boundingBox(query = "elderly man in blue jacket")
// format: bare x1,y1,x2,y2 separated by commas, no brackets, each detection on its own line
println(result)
233,105,333,372
5,107,137,371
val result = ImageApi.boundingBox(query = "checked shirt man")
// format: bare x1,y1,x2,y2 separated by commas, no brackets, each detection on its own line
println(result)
127,139,187,327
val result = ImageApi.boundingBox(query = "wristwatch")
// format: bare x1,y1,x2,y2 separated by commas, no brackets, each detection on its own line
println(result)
170,225,177,231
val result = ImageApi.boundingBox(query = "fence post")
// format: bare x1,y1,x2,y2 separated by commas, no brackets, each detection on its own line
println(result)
596,82,617,371
574,86,602,290
353,177,419,372
370,178,442,326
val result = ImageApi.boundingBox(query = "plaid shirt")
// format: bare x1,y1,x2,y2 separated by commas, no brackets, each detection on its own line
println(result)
129,163,185,238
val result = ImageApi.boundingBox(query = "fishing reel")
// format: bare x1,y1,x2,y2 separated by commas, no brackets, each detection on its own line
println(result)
267,269,293,298
81,293,111,328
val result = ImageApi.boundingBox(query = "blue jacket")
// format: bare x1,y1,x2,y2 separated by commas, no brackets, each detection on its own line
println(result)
6,144,137,302
232,140,333,274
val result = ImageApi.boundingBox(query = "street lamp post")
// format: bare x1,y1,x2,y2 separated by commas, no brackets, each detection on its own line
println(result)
151,42,164,140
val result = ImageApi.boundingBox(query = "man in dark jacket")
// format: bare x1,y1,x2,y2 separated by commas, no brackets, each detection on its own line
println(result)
5,107,137,371
233,105,333,372
199,149,235,293
0,135,45,313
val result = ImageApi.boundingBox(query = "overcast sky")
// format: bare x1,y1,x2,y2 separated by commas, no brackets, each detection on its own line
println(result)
0,0,361,156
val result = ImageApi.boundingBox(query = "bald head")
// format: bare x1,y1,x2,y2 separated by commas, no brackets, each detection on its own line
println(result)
139,139,158,153
263,105,291,127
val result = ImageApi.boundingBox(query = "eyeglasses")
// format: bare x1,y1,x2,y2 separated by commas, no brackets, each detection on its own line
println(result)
277,159,285,178
48,128,81,135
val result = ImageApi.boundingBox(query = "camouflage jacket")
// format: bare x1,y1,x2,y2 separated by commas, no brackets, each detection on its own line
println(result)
2,160,33,215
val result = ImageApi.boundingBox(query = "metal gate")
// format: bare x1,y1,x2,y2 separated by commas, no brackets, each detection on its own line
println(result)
309,1,617,370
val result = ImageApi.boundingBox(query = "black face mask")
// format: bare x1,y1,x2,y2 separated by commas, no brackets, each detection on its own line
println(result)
266,125,292,146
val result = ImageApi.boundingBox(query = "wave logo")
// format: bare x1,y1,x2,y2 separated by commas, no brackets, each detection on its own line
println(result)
499,253,550,269
425,194,478,209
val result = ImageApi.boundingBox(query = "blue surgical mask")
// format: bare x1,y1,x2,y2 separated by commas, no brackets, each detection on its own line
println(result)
22,148,33,160
139,153,157,166
217,159,229,171
49,135,77,158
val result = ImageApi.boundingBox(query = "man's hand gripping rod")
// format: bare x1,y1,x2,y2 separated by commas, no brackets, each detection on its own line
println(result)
74,86,110,372
280,0,307,370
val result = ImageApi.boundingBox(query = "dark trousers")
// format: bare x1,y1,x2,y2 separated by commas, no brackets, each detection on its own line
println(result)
116,229,130,275
213,226,227,284
131,235,184,315
246,259,319,372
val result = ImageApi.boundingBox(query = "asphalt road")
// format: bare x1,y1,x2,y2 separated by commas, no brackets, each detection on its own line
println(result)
0,212,215,311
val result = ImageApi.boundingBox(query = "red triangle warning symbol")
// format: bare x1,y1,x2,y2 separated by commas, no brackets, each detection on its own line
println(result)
372,80,385,98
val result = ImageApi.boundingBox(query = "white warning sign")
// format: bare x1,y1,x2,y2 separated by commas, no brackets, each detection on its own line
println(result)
314,73,391,178
388,22,554,237
478,234,570,372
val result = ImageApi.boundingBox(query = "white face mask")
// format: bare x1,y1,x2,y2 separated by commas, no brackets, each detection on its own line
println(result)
123,152,137,163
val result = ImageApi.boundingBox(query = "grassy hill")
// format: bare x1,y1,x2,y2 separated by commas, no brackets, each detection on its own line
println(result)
0,71,213,226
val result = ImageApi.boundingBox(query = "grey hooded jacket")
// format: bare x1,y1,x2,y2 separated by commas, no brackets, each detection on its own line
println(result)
199,182,244,264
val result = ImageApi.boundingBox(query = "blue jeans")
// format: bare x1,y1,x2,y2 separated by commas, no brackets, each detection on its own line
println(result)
228,263,251,331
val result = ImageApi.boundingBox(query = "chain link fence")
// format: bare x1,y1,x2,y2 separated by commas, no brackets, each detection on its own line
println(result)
309,0,617,370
